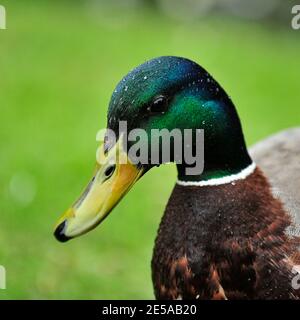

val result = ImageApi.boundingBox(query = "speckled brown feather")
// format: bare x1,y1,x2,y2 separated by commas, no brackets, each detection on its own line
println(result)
151,168,300,299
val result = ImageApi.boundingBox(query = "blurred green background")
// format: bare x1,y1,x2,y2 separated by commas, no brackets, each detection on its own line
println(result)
0,0,299,299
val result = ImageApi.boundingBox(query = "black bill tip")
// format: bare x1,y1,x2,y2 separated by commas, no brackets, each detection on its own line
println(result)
54,220,71,242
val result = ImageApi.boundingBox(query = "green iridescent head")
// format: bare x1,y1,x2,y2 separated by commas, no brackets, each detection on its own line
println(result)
107,56,251,181
54,56,252,242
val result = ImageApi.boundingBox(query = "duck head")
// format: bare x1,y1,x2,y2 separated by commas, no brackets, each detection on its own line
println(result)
54,56,252,242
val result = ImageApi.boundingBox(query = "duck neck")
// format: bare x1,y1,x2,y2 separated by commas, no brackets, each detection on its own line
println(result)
176,137,253,185
176,102,253,184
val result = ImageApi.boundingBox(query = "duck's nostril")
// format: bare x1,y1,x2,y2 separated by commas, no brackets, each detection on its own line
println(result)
54,220,71,242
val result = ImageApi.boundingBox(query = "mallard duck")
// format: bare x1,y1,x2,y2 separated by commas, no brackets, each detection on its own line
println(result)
54,56,300,299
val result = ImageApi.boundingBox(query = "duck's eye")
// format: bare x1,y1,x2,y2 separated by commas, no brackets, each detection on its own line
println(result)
149,95,168,113
104,165,116,179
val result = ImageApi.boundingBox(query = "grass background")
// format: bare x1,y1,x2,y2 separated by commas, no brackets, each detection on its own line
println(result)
0,1,299,299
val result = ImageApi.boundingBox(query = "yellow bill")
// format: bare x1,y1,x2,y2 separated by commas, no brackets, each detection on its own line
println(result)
54,136,143,242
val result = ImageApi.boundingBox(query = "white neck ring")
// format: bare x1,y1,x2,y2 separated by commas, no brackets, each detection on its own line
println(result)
176,162,256,187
